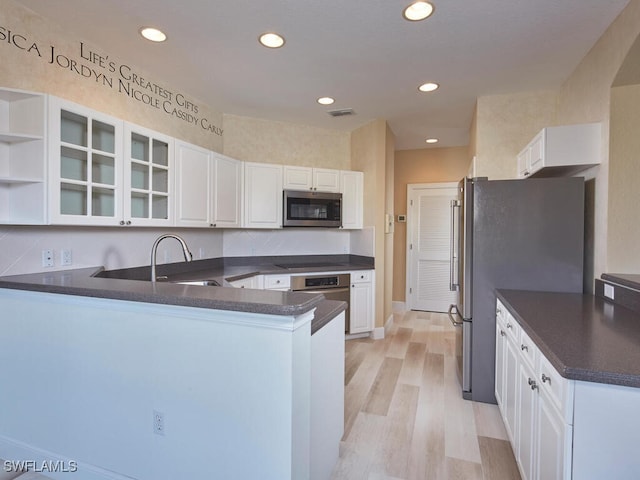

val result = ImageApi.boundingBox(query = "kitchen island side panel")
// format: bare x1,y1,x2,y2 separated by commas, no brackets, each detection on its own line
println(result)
0,288,312,480
471,177,584,403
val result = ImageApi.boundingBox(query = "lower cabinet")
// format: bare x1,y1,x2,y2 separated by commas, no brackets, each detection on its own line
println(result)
495,299,573,480
349,270,374,334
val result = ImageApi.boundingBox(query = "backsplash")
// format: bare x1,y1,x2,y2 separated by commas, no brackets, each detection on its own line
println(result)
0,227,224,276
0,226,375,276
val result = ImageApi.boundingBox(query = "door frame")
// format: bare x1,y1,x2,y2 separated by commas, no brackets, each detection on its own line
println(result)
406,182,458,310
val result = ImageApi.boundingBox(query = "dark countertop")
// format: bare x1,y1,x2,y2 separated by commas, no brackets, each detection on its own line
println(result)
0,254,372,334
496,289,640,388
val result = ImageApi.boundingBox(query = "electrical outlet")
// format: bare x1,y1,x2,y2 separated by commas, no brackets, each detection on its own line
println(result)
604,284,615,300
41,249,54,268
153,410,165,435
61,249,72,266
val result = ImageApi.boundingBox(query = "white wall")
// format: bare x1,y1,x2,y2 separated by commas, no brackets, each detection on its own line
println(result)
0,227,223,275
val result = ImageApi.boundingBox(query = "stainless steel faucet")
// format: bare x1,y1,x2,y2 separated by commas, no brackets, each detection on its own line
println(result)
150,234,193,282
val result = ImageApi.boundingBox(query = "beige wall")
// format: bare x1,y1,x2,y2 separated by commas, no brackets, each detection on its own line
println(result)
384,124,395,325
474,90,557,180
351,119,389,329
608,84,640,271
222,114,351,169
0,0,223,152
392,147,470,302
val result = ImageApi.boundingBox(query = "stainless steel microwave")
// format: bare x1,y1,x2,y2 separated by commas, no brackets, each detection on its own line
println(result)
283,190,342,227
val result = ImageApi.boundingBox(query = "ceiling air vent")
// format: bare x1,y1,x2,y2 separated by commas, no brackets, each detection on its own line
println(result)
327,108,355,117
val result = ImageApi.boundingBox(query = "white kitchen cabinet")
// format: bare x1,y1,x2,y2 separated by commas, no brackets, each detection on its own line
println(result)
263,274,291,291
48,96,124,225
516,123,601,179
228,275,264,289
175,145,243,228
340,170,363,229
283,166,340,192
175,140,212,227
211,152,242,228
0,88,47,225
495,299,574,480
349,270,374,334
243,161,283,229
124,124,173,226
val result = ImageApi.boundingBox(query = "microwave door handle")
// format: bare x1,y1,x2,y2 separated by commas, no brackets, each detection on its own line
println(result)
450,199,459,291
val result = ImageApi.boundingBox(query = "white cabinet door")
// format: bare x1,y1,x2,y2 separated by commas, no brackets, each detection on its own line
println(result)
535,390,568,480
124,124,173,226
243,162,283,229
212,153,242,228
283,165,313,190
175,140,212,227
495,322,507,410
503,334,519,444
517,360,537,480
313,168,340,192
340,170,363,229
349,271,374,334
48,97,124,225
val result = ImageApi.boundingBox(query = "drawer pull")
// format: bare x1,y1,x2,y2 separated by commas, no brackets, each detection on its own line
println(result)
506,323,512,329
500,330,506,337
521,344,528,352
541,373,551,384
528,378,538,391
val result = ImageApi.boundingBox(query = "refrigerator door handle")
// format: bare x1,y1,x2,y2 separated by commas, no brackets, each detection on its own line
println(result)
448,304,463,327
450,199,460,291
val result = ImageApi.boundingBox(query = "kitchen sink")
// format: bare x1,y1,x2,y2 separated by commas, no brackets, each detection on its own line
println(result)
173,280,221,287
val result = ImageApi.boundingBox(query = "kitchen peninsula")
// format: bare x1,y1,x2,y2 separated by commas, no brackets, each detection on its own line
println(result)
495,283,640,480
0,254,367,480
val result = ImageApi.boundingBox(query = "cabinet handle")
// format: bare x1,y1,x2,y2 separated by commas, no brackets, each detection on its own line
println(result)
276,280,281,284
528,378,538,391
126,220,131,225
521,344,528,352
524,171,530,176
506,323,512,329
210,223,217,227
119,220,125,226
541,373,551,384
500,330,506,337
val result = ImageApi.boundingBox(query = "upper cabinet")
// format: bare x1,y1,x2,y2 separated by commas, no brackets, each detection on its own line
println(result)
49,97,175,226
48,96,124,225
517,123,602,179
283,166,340,192
124,124,174,226
0,88,47,225
244,162,283,229
340,170,363,230
211,152,242,228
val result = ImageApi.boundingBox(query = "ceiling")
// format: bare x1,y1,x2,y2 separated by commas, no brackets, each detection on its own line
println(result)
19,0,630,150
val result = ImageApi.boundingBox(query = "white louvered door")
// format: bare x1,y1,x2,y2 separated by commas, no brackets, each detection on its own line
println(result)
407,183,458,312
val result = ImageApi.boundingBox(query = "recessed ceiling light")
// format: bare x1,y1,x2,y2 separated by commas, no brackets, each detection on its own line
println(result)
403,1,435,21
259,32,285,48
426,138,439,144
419,82,439,92
140,27,167,43
317,97,335,105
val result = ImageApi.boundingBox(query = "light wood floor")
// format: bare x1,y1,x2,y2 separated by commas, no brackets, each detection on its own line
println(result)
331,310,522,480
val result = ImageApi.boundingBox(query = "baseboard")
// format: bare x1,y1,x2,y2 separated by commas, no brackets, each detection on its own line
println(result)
0,435,130,480
370,326,385,340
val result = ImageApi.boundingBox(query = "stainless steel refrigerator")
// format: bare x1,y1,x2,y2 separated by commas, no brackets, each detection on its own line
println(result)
448,177,584,403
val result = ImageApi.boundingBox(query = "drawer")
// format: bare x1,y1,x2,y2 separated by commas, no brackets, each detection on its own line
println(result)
502,310,520,342
537,353,569,417
350,270,372,283
263,274,291,290
519,328,538,369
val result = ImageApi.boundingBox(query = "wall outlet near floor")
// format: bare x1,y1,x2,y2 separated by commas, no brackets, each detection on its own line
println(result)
41,249,54,268
153,410,165,435
61,249,72,266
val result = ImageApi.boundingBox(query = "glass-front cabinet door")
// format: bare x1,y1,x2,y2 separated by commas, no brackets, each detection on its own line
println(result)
124,124,173,226
48,97,123,225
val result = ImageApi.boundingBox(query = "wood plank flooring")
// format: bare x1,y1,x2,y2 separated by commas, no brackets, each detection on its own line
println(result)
332,310,522,480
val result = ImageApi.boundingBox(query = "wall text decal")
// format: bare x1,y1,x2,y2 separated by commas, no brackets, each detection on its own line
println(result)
0,25,223,137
